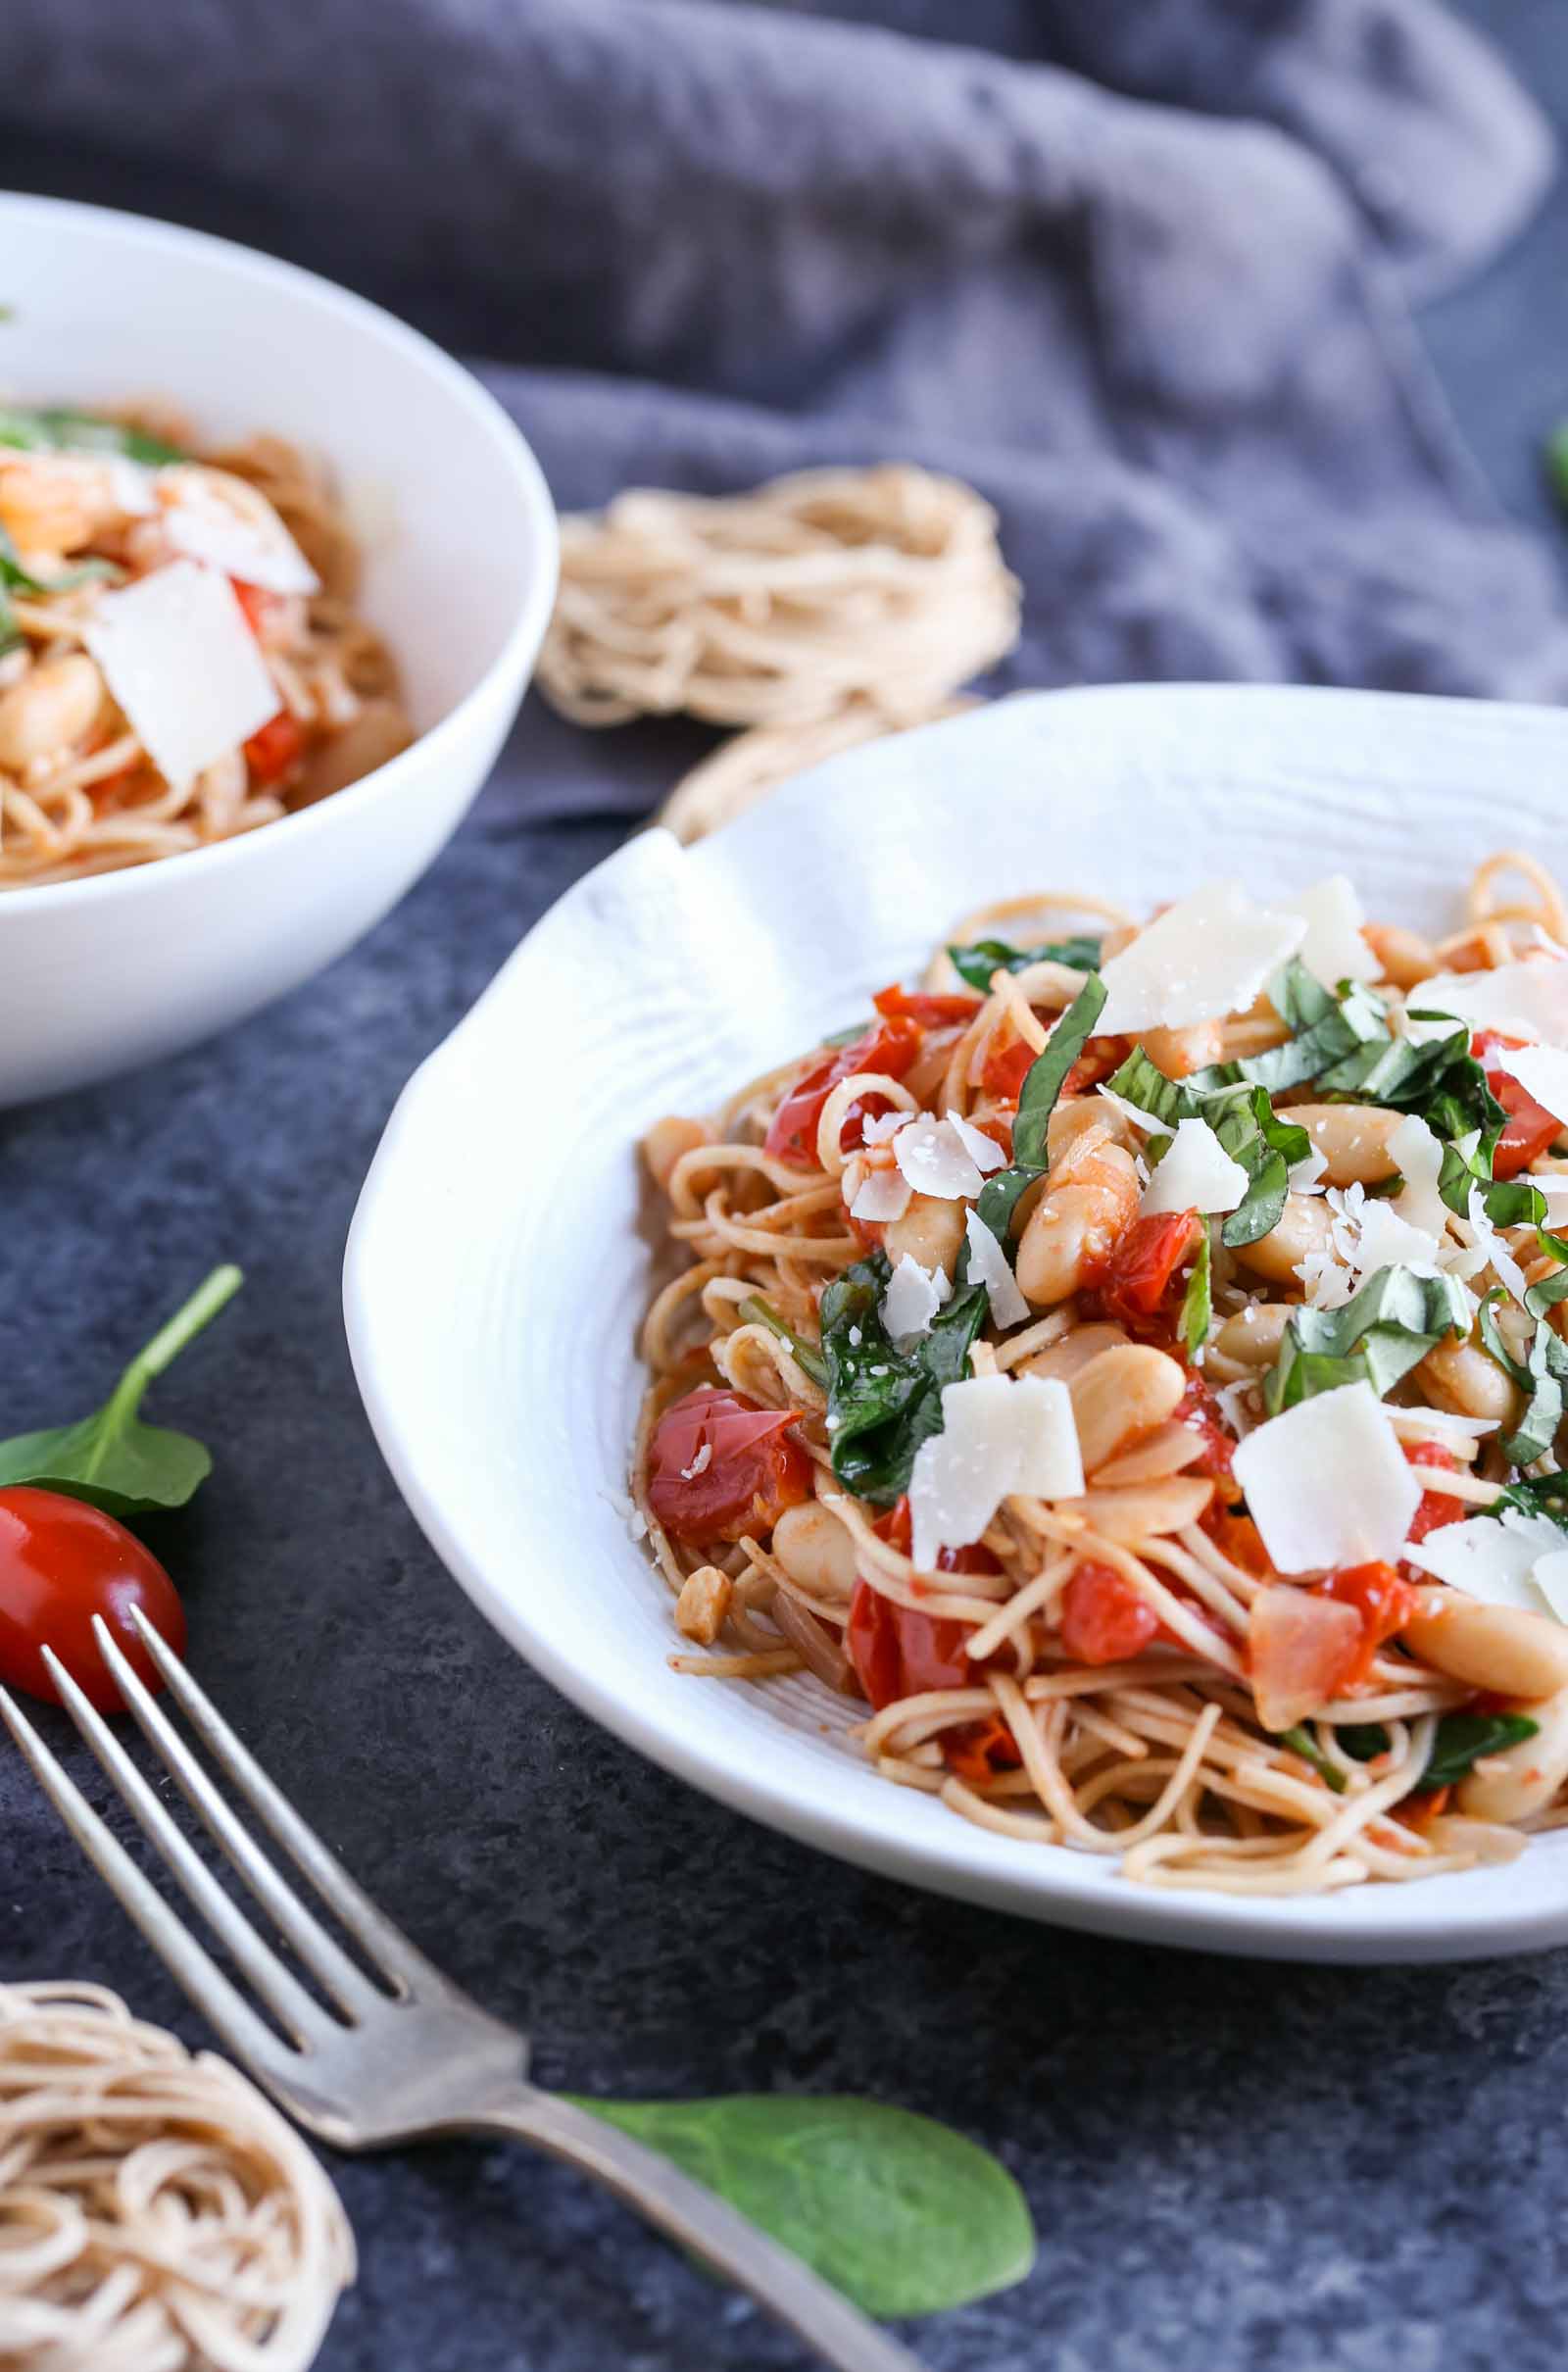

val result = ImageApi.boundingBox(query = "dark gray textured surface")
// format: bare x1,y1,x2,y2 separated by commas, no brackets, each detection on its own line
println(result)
4,4,1568,2369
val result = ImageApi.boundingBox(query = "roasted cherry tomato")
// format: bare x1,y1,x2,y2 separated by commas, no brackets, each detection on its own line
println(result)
243,710,306,785
847,1500,1002,1705
943,1713,1023,1784
1316,1560,1418,1691
763,1015,922,1168
0,1486,185,1712
872,984,979,1029
1175,1371,1236,1477
1098,1210,1202,1329
980,1021,1036,1104
231,576,289,639
1058,1560,1159,1665
1061,1035,1132,1096
646,1386,810,1544
1472,1029,1563,1179
1402,1441,1465,1552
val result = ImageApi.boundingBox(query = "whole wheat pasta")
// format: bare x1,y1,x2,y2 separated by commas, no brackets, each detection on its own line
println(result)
630,860,1568,1894
0,1981,352,2371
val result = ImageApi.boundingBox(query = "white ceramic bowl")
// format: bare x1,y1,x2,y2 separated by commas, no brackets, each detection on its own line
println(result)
345,682,1568,1963
0,193,558,1108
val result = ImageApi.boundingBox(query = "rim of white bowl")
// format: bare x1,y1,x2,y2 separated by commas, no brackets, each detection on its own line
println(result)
0,191,560,916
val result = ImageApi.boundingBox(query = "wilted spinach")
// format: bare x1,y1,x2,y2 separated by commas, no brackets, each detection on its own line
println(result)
818,1253,988,1504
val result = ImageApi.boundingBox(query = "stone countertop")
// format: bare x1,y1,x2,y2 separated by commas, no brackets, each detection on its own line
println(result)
6,6,1568,2367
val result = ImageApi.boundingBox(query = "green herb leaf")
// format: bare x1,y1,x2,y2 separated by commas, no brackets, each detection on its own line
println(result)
0,405,186,464
1278,1724,1348,1793
1477,1288,1568,1467
0,1266,242,1514
1102,1050,1308,1250
1180,1224,1212,1359
818,1254,989,1505
738,1295,829,1390
569,2092,1035,2318
974,972,1107,1247
1420,1712,1540,1793
1338,1723,1391,1762
946,934,1102,995
1261,1265,1470,1415
1524,1223,1568,1321
1487,1470,1568,1525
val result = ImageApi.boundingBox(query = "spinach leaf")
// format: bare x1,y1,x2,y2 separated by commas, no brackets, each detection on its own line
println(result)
1102,1050,1308,1249
0,405,185,464
1179,1224,1212,1359
974,972,1107,1246
570,2092,1035,2319
1278,1725,1347,1794
818,1253,989,1504
1420,1712,1540,1793
947,934,1102,994
0,1265,242,1515
738,1295,829,1390
1261,1265,1470,1415
1339,1723,1391,1762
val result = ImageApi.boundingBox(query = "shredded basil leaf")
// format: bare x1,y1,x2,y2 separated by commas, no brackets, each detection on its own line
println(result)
738,1296,829,1390
1261,1265,1470,1415
1476,1286,1568,1465
1487,1471,1568,1525
818,1252,989,1504
973,973,1107,1249
946,935,1102,995
1420,1712,1540,1793
1179,1224,1212,1359
1278,1724,1348,1794
1338,1723,1391,1762
0,405,185,464
1102,1049,1308,1250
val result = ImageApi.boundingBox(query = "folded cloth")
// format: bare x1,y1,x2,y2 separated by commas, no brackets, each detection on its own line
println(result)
4,0,1564,830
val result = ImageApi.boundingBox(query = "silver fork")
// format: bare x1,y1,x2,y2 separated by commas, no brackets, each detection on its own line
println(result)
2,1612,925,2372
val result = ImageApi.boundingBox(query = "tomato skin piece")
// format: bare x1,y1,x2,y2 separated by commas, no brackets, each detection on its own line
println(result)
1402,1442,1465,1552
1316,1560,1418,1691
943,1713,1023,1784
1472,1029,1562,1179
230,577,288,639
1062,1035,1132,1097
646,1387,810,1544
872,984,979,1029
0,1487,185,1712
1098,1210,1202,1327
1058,1561,1159,1665
980,1021,1036,1105
1175,1372,1236,1477
243,711,306,785
763,1016,922,1168
846,1581,973,1707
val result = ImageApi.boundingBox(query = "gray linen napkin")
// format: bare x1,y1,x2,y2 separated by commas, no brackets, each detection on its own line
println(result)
3,0,1564,823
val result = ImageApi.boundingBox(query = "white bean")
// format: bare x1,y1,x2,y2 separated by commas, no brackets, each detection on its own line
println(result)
1276,1104,1403,1186
1456,1688,1568,1822
772,1502,858,1602
1402,1587,1568,1701
1069,1343,1188,1474
883,1192,965,1278
1234,1194,1334,1286
1417,1338,1522,1427
0,654,102,769
1213,1304,1292,1366
1015,1144,1140,1308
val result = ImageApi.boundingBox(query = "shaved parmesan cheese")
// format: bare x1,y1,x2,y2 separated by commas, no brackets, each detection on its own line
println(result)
83,561,280,790
893,1115,985,1202
157,464,320,595
1289,1145,1329,1195
1097,1084,1165,1136
881,1255,952,1345
1230,1382,1420,1571
850,1166,911,1224
1533,1550,1568,1624
964,1208,1030,1329
1348,1197,1440,1277
908,1374,1083,1568
1458,1184,1529,1304
1290,874,1379,989
1405,1508,1568,1612
1388,1113,1447,1239
1097,881,1305,1036
1494,1042,1568,1129
1141,1116,1249,1217
860,1111,906,1146
1405,960,1568,1049
946,1110,1006,1175
1386,1405,1498,1452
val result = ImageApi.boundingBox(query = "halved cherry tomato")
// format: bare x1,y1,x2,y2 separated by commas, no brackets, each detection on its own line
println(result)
1098,1210,1202,1328
231,577,288,640
764,1016,922,1168
943,1714,1023,1784
846,1581,971,1707
1472,1029,1563,1179
872,984,979,1029
646,1386,810,1543
980,1023,1036,1104
1062,1035,1132,1096
1402,1441,1465,1551
0,1486,185,1712
243,711,306,785
1058,1560,1159,1665
1175,1371,1236,1477
1316,1560,1418,1691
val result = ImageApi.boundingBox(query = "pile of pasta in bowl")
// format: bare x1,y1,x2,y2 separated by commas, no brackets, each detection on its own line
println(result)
633,853,1568,1897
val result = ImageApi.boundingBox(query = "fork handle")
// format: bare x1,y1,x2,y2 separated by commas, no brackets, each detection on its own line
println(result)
459,2084,928,2372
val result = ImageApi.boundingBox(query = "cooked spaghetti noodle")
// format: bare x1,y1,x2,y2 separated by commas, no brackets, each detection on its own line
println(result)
0,408,409,889
633,853,1568,1895
0,1980,353,2370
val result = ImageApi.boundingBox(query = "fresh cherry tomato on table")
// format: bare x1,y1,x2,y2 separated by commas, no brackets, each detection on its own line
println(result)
0,1486,185,1712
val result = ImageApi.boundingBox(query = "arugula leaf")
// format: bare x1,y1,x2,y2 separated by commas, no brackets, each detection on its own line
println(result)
818,1254,989,1504
1180,1224,1212,1359
0,405,185,464
1102,1049,1308,1249
570,2092,1035,2318
1419,1712,1540,1793
738,1295,829,1390
974,973,1107,1247
0,1266,242,1515
1261,1265,1470,1415
1278,1724,1348,1793
947,934,1102,994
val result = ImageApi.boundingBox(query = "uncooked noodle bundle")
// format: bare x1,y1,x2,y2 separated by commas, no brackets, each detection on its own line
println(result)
632,851,1568,1896
0,1981,353,2371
